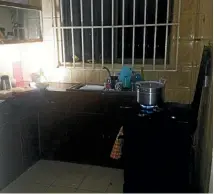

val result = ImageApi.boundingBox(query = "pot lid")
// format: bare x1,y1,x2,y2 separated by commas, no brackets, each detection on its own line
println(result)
136,81,164,89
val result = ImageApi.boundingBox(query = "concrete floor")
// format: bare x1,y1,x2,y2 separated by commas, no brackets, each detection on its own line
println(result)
1,160,123,193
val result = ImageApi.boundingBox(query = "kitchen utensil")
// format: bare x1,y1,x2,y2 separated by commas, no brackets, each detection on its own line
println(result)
115,82,123,91
36,82,49,89
133,73,143,82
118,66,132,89
136,79,166,106
103,67,118,89
0,75,12,90
109,75,118,89
123,76,131,89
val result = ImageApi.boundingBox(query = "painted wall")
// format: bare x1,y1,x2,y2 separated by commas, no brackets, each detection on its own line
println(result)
0,0,212,103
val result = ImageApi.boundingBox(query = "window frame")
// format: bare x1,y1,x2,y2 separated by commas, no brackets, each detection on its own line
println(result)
53,0,181,71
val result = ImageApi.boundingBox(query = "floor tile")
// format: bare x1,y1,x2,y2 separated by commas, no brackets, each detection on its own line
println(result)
110,169,124,182
55,162,92,175
36,160,92,176
108,170,124,193
52,173,85,188
1,160,123,193
13,168,58,185
79,175,110,192
29,160,67,176
1,183,48,193
106,183,123,193
76,189,98,193
46,186,77,193
88,165,118,177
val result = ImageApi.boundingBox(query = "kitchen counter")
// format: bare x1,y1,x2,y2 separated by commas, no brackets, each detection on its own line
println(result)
0,87,37,100
0,89,42,190
46,82,137,98
0,83,194,192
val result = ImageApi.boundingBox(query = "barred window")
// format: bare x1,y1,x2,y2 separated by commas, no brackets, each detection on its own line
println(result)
55,0,180,70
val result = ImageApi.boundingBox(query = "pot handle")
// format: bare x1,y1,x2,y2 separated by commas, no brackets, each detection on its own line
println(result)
159,78,166,85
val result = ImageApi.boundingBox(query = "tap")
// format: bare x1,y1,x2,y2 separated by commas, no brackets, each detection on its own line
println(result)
103,66,111,77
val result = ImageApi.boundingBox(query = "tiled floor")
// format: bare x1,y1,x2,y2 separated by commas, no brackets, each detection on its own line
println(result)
1,160,123,193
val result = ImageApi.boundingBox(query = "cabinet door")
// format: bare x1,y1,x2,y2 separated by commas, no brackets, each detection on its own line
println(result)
43,91,103,114
39,110,70,160
69,113,122,168
0,125,12,190
0,122,23,190
20,113,40,170
0,6,42,43
39,110,121,168
102,93,136,115
61,113,105,165
67,92,103,113
0,101,13,127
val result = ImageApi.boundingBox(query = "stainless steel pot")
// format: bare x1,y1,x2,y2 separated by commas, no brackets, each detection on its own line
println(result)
136,79,166,106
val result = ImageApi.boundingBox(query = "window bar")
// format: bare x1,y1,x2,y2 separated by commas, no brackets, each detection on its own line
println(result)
111,0,114,69
16,9,20,40
54,23,178,29
132,0,136,67
80,0,85,68
164,0,170,70
153,0,158,70
51,0,59,67
70,0,75,67
142,0,147,66
59,0,66,67
122,0,125,66
175,0,181,71
91,0,94,68
101,0,104,67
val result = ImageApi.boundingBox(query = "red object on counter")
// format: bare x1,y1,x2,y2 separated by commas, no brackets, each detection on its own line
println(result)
12,62,24,87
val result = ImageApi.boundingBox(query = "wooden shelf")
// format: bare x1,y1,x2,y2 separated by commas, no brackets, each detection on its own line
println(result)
0,39,43,45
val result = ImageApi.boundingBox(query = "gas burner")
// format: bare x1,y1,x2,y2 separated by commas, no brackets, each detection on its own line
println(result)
138,104,161,117
140,104,155,109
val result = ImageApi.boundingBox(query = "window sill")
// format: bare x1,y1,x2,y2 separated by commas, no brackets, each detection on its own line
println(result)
58,62,177,71
0,39,43,45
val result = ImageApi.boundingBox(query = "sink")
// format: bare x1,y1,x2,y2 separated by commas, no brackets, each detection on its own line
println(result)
79,84,104,91
46,83,105,91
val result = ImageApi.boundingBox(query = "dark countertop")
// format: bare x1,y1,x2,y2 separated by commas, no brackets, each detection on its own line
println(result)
47,82,137,96
0,88,38,100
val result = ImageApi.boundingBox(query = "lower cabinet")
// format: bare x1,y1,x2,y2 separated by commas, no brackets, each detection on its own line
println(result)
39,110,123,168
20,114,40,170
39,110,71,160
0,112,40,191
0,122,23,190
123,113,191,193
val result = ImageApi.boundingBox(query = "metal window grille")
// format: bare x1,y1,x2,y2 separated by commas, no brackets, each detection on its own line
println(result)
52,0,181,71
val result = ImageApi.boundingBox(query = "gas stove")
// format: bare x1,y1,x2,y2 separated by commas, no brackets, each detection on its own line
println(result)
138,104,163,117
